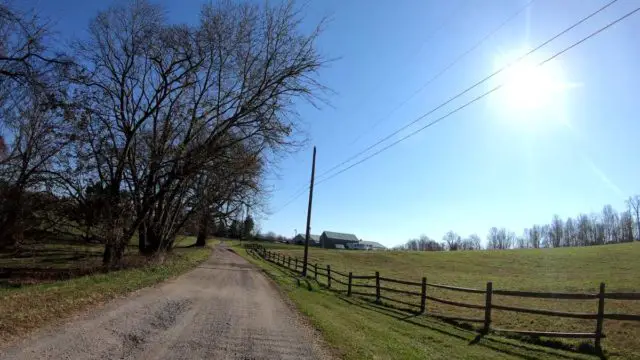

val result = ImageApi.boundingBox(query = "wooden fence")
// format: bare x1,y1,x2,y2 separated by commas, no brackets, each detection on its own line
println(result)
244,243,640,352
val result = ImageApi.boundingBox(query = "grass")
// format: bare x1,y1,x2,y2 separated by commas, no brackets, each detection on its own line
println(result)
0,236,211,345
236,245,599,360
239,242,640,359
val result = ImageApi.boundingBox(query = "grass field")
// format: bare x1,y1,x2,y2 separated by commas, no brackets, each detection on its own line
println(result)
240,242,640,359
0,236,211,345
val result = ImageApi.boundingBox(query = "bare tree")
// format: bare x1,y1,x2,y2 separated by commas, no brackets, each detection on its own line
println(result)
619,210,634,243
0,2,73,249
442,230,461,251
462,234,482,250
549,215,563,248
627,195,640,241
602,204,619,243
74,0,326,266
523,225,542,248
487,227,513,250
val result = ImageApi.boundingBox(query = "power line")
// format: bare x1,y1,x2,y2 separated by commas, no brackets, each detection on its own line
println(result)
348,0,469,111
315,0,619,183
315,4,639,187
272,1,470,208
349,0,538,146
270,185,308,215
273,0,624,214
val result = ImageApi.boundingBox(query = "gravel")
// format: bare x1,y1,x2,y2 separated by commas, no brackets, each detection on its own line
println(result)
0,245,332,360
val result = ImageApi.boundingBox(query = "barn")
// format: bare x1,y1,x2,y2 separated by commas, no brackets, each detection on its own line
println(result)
319,231,359,249
291,234,320,246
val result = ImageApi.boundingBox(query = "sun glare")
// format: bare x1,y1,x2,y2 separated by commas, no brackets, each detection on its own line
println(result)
501,61,557,110
490,50,575,127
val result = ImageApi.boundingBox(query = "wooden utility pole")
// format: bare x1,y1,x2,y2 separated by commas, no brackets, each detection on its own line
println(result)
301,146,316,277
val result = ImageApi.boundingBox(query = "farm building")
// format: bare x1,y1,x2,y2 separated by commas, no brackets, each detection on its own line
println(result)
320,231,359,249
345,240,387,250
361,240,386,250
291,234,320,246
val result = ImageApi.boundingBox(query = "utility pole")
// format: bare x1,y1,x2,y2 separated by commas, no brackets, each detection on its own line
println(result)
302,146,316,277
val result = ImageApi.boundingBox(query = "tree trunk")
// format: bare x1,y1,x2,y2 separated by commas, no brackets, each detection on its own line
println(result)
138,220,150,254
102,212,127,268
195,212,208,247
0,190,23,250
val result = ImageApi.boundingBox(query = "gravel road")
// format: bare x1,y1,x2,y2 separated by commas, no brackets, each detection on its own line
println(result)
0,245,331,360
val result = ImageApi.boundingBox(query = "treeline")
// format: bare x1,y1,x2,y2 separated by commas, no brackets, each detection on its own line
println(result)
398,196,640,251
0,0,324,267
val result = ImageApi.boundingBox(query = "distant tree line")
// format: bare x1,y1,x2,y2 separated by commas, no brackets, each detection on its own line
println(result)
397,196,640,251
0,0,325,267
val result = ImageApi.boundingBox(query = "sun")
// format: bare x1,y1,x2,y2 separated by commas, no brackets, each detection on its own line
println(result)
490,49,575,127
501,60,558,110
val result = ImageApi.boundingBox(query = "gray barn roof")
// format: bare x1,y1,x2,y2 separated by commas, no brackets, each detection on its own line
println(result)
294,234,320,242
361,240,386,249
322,231,359,242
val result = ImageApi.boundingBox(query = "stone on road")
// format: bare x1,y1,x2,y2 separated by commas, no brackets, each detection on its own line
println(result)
0,245,330,360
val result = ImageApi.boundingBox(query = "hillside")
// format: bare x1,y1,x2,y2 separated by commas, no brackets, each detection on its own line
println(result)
258,242,640,358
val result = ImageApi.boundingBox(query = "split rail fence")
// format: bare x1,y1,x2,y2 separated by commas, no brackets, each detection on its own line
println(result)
245,243,640,352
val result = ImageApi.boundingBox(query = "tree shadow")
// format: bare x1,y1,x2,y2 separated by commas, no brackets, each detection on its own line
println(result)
337,295,596,360
246,249,607,359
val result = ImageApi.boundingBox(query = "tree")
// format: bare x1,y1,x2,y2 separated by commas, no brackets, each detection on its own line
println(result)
243,215,255,239
627,195,640,241
549,215,563,248
0,2,74,249
487,227,513,250
575,214,591,246
442,231,461,251
602,205,619,243
522,225,542,249
73,0,326,266
462,234,482,250
563,217,574,247
619,211,634,243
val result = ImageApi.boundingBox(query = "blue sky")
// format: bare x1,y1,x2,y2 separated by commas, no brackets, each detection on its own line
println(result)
20,0,640,247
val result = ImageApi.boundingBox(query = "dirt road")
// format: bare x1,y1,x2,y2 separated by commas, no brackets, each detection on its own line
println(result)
0,245,330,360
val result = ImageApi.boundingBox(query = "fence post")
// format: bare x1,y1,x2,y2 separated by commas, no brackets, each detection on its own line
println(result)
348,272,353,296
420,277,427,313
375,271,381,303
288,256,291,269
295,258,298,271
595,282,606,352
314,263,318,280
327,265,331,289
483,281,493,334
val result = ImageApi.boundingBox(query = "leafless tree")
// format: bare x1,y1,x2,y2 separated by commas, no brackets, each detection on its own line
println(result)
442,230,461,251
627,195,640,241
601,204,619,243
564,217,576,247
619,210,634,242
522,225,542,249
462,234,482,250
487,227,514,250
0,2,73,249
73,0,326,266
549,214,563,248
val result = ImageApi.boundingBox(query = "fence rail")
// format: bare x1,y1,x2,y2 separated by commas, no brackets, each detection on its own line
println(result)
245,243,640,353
427,282,485,294
492,289,598,299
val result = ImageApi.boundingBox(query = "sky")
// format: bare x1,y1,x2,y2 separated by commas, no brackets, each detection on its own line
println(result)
17,0,640,247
